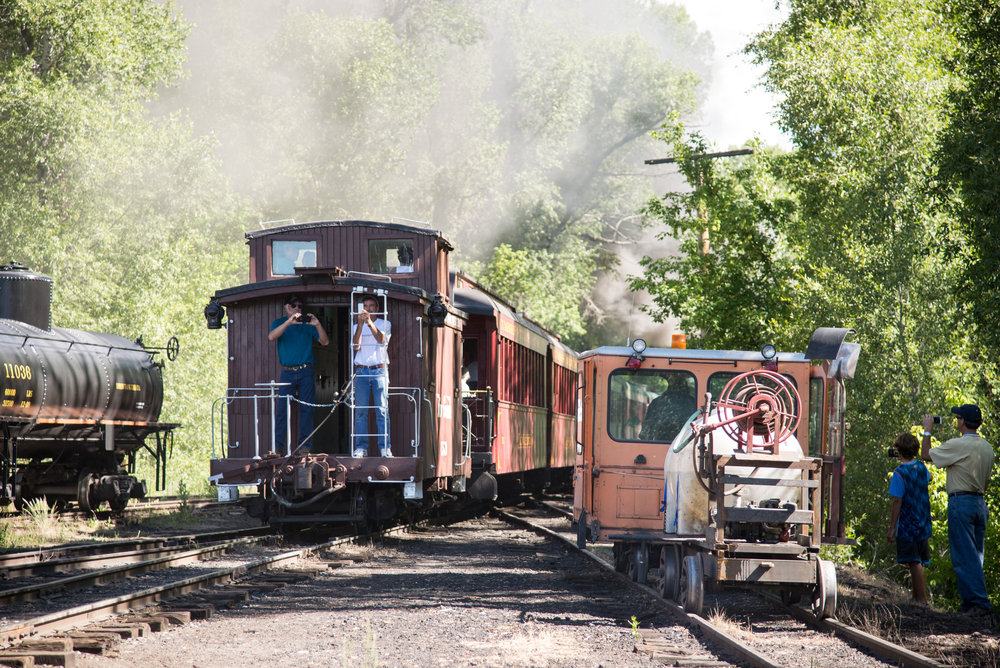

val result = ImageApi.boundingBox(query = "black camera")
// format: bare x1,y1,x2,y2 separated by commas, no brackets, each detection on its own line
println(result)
296,313,309,324
887,446,897,458
932,415,942,424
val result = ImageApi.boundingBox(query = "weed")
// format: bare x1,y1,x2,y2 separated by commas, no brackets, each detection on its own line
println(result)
629,615,640,638
706,607,753,640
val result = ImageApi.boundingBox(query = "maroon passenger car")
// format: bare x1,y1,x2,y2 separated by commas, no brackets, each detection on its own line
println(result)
453,273,578,500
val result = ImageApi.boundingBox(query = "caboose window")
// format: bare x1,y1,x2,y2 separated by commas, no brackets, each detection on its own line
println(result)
608,370,696,443
369,239,415,274
272,240,317,276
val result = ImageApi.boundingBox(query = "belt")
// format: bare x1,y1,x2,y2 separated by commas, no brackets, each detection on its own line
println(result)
355,364,385,369
282,364,311,370
948,491,983,498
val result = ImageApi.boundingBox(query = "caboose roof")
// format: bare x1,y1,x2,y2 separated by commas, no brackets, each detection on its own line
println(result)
245,219,454,251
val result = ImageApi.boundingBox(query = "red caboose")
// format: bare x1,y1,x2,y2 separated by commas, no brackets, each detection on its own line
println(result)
204,220,471,527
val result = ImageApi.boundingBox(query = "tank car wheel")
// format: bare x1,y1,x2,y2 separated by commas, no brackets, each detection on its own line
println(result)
612,542,629,574
659,545,680,601
77,469,96,513
811,558,837,619
109,494,129,513
679,555,704,615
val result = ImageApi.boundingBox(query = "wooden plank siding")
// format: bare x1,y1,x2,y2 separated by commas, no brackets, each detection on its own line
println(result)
213,221,461,484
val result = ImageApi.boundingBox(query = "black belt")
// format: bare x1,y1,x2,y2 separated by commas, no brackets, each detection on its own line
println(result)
948,491,983,498
282,364,311,370
355,364,385,369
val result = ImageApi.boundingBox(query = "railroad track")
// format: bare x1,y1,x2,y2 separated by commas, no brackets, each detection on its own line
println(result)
0,503,965,667
498,502,947,668
0,519,437,665
0,496,225,521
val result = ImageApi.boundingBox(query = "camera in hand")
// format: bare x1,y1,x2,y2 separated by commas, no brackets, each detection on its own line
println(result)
887,446,897,458
932,415,942,424
296,313,309,324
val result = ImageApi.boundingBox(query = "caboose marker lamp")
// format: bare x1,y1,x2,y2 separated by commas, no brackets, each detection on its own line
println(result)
204,299,226,329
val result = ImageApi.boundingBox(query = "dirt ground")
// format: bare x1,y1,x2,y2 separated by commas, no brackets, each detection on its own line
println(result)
75,517,686,668
836,565,999,667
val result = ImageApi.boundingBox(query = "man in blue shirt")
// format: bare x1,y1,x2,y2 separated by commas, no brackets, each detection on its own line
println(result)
268,294,329,452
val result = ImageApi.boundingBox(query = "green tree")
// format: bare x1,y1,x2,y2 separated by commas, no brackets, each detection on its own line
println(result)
1,0,246,496
937,0,1000,433
168,0,710,348
629,130,812,352
634,0,995,606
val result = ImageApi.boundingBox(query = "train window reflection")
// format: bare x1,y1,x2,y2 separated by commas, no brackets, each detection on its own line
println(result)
608,370,696,443
272,240,317,276
369,239,415,274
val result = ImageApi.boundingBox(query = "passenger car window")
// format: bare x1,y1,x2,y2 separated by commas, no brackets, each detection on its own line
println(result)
369,239,415,274
608,370,696,443
272,240,317,276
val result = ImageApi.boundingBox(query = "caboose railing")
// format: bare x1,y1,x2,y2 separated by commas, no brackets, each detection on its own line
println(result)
210,380,421,459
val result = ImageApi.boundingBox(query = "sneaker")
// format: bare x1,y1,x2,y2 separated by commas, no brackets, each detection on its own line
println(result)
380,448,393,458
963,605,991,617
353,448,366,458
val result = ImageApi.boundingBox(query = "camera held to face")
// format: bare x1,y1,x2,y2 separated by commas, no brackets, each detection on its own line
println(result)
296,313,310,324
932,415,942,424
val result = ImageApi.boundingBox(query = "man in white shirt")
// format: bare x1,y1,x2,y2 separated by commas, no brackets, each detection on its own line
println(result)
352,295,391,457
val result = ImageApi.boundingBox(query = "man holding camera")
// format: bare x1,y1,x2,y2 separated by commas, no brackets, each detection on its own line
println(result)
268,294,329,452
352,294,391,458
922,405,994,615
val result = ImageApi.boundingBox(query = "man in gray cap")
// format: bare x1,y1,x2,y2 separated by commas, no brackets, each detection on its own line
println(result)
922,405,995,615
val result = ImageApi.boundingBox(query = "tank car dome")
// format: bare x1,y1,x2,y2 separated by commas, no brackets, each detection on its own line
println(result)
0,262,52,331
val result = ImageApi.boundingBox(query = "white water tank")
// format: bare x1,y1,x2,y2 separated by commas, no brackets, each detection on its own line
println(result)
663,414,806,535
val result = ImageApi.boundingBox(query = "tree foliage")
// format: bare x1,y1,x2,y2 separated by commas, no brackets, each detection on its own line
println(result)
1,0,246,495
167,0,711,348
629,130,812,352
633,0,998,607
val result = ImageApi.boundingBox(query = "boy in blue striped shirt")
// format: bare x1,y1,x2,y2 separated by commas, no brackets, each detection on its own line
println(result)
887,432,932,605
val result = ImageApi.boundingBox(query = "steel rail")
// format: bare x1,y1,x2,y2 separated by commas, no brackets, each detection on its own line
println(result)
0,535,275,605
501,506,947,668
494,508,782,668
1,519,428,647
772,594,946,668
0,527,271,570
1,528,272,578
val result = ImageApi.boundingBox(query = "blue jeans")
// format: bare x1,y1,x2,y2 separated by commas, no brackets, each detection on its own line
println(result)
354,367,389,453
947,494,990,609
274,366,316,451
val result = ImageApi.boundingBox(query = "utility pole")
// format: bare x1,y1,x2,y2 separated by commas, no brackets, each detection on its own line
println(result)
645,148,753,255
